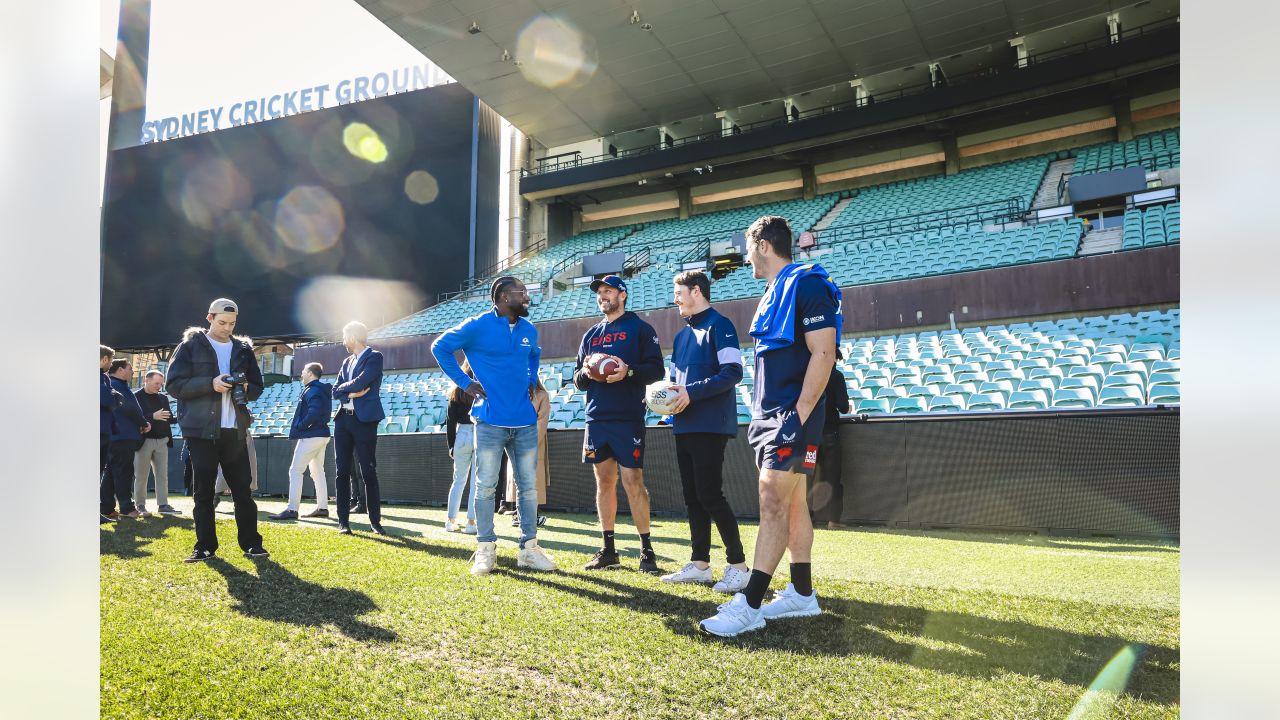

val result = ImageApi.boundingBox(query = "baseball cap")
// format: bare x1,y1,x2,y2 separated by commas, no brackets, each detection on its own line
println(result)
590,275,627,293
207,298,239,315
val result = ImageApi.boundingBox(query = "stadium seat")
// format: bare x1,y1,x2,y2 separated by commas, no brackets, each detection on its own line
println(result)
1099,385,1146,407
1051,388,1094,408
928,395,965,412
966,393,1007,411
892,397,927,414
1008,390,1048,410
855,398,890,415
1148,386,1181,405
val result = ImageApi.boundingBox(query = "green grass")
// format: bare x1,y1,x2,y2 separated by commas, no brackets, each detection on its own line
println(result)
101,498,1179,719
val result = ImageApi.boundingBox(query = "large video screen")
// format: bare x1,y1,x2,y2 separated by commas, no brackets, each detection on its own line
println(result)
101,83,491,348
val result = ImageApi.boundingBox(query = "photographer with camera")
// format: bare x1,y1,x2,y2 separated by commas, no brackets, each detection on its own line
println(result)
166,298,268,563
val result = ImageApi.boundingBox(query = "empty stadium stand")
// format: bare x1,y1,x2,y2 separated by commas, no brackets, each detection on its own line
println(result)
210,308,1178,439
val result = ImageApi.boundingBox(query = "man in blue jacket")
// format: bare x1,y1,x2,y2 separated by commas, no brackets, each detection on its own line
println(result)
573,275,666,573
102,359,149,520
331,321,386,535
166,298,268,563
658,270,751,593
432,276,557,575
700,216,840,638
270,362,332,521
100,345,123,523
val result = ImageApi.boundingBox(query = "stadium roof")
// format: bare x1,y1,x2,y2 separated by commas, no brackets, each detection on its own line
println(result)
358,0,1178,149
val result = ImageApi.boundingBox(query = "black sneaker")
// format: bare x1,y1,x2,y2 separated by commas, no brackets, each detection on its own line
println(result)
638,548,662,574
244,547,270,558
583,548,621,570
338,524,352,535
183,549,214,564
511,514,520,527
370,523,387,535
536,515,548,528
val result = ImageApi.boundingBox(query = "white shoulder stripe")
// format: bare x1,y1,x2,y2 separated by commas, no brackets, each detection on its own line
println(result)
717,347,743,365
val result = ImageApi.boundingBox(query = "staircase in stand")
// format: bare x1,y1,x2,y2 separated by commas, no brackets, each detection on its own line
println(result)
811,195,857,233
1078,226,1124,255
1031,158,1077,210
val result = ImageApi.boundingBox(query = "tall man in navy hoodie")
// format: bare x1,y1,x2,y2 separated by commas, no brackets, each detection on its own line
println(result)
432,276,558,575
700,216,841,638
102,359,150,520
270,362,333,521
658,270,750,593
332,321,385,535
574,275,666,573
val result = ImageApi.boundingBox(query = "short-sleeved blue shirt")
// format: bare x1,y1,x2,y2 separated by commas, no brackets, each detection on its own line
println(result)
752,274,840,418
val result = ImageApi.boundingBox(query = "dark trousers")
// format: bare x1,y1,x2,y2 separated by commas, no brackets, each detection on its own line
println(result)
349,463,365,506
675,432,745,565
100,439,137,514
334,411,381,524
189,429,263,553
811,430,844,523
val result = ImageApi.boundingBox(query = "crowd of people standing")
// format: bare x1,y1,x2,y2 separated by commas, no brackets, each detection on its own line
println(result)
101,214,848,638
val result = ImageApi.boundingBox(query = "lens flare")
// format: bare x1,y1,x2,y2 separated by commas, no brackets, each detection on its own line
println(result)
274,186,345,254
342,122,388,163
404,170,440,204
178,157,252,230
1067,644,1142,720
294,276,426,337
515,15,598,89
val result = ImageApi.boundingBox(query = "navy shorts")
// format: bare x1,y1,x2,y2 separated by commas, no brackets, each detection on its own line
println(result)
583,422,646,469
747,403,827,476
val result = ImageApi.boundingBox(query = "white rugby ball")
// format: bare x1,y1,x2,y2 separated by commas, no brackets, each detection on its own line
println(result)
645,380,682,415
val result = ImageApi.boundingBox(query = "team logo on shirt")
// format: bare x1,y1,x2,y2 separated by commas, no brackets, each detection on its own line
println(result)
590,332,627,347
521,337,530,346
804,445,819,468
802,315,826,326
632,437,642,445
780,432,796,443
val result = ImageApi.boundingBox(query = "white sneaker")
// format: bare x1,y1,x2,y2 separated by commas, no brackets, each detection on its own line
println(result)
444,520,459,532
463,523,478,535
470,541,497,576
660,562,713,584
516,540,558,571
713,565,751,594
699,593,766,637
760,583,821,620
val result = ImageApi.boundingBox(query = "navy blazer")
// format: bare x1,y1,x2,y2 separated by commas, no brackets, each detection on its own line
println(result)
108,375,148,443
332,347,386,423
101,372,122,435
290,379,333,439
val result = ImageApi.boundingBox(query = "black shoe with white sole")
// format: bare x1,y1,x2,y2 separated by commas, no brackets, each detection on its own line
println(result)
183,549,214,564
243,547,270,558
338,524,352,535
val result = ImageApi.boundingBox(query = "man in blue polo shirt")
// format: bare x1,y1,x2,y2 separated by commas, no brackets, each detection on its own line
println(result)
700,215,841,638
658,269,751,593
432,276,557,575
573,275,666,573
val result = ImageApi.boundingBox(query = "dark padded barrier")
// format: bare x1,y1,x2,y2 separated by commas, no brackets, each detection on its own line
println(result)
158,409,1177,538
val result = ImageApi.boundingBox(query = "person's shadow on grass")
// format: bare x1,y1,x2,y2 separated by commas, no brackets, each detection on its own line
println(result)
100,515,193,560
510,569,1179,708
206,557,397,643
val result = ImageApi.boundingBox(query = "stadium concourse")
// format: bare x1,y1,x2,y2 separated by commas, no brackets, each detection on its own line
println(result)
100,0,1182,717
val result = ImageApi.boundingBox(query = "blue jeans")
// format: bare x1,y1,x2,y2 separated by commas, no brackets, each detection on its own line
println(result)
474,421,538,547
448,424,477,522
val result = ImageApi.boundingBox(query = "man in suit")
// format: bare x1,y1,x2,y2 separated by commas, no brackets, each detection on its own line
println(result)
101,345,123,524
102,359,149,520
332,321,386,535
166,298,268,563
270,362,333,521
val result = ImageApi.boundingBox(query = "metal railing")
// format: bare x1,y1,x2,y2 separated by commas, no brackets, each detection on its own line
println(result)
622,246,652,276
524,17,1178,177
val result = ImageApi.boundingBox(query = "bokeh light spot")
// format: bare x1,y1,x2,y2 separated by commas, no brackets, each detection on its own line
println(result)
404,170,440,204
515,15,598,89
274,186,345,254
342,122,388,163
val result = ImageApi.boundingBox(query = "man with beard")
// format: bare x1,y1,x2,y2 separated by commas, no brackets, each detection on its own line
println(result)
573,275,666,573
431,276,557,575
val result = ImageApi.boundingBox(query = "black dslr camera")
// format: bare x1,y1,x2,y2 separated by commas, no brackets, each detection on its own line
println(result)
223,371,249,406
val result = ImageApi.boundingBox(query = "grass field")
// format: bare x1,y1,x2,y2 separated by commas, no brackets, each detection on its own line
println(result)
101,498,1179,719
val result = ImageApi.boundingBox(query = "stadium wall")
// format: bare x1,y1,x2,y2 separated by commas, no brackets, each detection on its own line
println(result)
294,244,1179,372
156,409,1179,538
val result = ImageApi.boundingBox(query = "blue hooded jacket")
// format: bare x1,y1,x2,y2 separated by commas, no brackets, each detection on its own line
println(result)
749,263,842,355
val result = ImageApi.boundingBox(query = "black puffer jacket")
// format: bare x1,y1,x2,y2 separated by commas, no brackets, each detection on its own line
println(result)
165,329,263,440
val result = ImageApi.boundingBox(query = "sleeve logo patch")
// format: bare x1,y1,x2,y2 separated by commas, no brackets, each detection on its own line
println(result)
802,315,825,326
